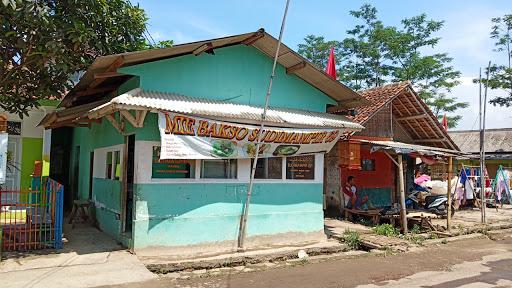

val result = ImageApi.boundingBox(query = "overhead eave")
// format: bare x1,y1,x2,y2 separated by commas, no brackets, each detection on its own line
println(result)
59,29,368,109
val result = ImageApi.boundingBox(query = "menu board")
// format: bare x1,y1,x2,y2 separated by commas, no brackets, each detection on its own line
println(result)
152,146,195,178
286,155,315,180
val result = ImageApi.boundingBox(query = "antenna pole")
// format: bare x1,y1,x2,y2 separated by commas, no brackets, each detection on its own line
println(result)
238,0,291,249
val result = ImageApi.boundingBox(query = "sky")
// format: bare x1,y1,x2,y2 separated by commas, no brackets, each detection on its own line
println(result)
134,0,511,131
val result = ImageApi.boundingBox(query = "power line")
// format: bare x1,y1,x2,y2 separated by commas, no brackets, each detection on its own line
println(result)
128,0,157,46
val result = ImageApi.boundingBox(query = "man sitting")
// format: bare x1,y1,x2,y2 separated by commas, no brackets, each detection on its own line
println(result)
343,176,369,210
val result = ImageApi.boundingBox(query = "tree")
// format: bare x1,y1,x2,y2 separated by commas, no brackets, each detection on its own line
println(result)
297,4,467,128
297,35,341,70
340,4,392,90
383,14,466,127
0,0,160,116
479,14,512,106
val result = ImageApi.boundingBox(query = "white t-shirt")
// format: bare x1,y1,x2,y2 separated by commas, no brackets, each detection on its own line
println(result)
344,185,357,207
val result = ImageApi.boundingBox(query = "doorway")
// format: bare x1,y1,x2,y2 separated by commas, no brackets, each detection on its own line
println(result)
124,134,135,234
70,146,80,202
3,136,21,205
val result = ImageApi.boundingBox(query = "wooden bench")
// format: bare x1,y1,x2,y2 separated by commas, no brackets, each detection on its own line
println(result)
344,209,381,225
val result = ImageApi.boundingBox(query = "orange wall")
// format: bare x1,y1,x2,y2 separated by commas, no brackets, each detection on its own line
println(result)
341,148,395,189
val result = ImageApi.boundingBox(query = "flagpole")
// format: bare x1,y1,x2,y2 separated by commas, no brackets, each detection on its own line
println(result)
238,0,291,250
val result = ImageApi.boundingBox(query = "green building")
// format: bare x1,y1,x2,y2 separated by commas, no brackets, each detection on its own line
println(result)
43,30,365,256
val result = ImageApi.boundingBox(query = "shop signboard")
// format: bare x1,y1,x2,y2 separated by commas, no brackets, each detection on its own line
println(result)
0,132,7,184
151,146,195,178
286,155,315,180
158,112,342,160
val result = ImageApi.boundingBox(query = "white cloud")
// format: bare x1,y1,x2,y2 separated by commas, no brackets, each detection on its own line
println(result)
431,5,504,76
187,16,229,38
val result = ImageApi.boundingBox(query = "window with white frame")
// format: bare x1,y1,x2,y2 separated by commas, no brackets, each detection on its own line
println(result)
252,157,283,179
105,150,121,180
201,159,237,179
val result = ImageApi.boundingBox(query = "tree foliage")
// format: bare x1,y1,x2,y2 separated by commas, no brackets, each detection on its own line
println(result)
298,4,467,128
479,14,512,106
0,0,164,116
297,35,341,70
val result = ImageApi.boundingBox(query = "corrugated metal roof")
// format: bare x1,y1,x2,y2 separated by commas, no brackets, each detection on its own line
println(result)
359,139,464,157
89,88,364,130
60,29,368,109
449,129,512,154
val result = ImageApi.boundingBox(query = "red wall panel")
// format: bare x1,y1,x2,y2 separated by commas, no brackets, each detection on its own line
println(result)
340,148,395,189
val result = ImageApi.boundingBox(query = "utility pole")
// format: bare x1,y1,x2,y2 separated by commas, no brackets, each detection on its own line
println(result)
480,62,491,223
397,154,407,234
238,0,291,250
478,67,484,223
482,61,491,223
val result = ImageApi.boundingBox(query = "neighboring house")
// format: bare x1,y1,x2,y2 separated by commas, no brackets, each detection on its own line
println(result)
324,81,460,211
41,29,366,255
449,128,512,178
0,101,58,192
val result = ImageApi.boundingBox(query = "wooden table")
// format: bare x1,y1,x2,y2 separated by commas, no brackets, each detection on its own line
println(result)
344,209,382,225
69,200,90,228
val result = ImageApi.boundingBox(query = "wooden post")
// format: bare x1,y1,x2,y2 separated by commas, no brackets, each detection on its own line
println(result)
447,156,453,231
398,154,407,234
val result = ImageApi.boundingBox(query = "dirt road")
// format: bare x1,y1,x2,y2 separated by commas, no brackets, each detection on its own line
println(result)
103,236,512,288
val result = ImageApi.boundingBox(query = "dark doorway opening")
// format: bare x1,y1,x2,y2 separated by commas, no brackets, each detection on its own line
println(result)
124,134,135,234
71,146,80,203
50,127,73,212
89,151,94,200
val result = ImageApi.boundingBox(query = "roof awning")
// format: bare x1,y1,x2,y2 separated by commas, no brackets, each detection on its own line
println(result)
359,140,465,157
87,88,364,130
42,88,364,131
59,29,368,109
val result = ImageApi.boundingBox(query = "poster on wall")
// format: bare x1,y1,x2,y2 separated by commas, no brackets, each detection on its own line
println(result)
158,112,343,160
286,155,315,180
152,146,195,178
0,133,7,184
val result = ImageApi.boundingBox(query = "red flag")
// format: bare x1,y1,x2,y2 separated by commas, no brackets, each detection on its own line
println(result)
441,114,448,131
326,47,336,80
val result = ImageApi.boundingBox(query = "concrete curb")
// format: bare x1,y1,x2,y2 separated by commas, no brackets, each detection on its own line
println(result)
146,224,512,275
146,244,348,274
423,233,487,246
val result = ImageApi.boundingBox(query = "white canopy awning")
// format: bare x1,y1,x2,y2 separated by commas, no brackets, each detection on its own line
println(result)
88,88,364,130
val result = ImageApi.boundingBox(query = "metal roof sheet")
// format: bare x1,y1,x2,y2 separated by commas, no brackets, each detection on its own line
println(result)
89,88,364,130
359,139,464,157
60,29,368,109
449,129,512,154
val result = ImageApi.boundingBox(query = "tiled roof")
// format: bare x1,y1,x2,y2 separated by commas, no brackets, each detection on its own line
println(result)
351,81,410,124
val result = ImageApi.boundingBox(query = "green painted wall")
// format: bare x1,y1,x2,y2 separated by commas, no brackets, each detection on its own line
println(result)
71,114,127,241
119,45,337,112
68,45,337,249
93,178,122,240
20,137,43,190
133,182,323,248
